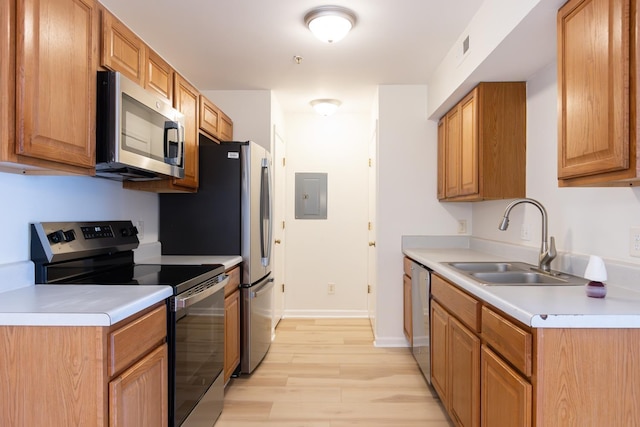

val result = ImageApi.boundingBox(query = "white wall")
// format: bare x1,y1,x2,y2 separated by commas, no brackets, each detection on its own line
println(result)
282,111,370,317
375,85,471,345
472,62,640,267
200,90,272,150
0,173,158,290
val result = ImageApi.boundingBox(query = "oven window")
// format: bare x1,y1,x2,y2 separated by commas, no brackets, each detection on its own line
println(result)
174,289,224,425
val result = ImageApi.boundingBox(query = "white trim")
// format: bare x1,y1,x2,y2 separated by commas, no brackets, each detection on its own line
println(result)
282,309,369,318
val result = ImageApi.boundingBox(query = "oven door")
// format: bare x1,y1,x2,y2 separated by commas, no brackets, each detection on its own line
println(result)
170,275,228,427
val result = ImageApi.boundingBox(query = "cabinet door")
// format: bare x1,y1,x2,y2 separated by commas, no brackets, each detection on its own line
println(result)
219,110,233,141
445,106,461,198
430,300,449,403
403,274,412,344
459,90,478,196
0,0,13,160
173,74,199,190
558,0,630,179
481,345,531,427
16,0,97,170
101,9,145,86
145,49,174,101
437,118,446,200
449,316,480,427
199,96,221,139
224,289,241,383
109,343,168,427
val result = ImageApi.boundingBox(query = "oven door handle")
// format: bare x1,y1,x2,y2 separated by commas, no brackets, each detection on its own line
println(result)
174,275,229,311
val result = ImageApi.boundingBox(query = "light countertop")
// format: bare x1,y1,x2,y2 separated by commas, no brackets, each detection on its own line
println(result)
0,285,172,327
0,254,240,328
141,255,242,270
404,247,640,328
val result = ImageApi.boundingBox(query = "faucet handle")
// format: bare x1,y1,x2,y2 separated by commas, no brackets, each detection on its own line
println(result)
548,236,557,260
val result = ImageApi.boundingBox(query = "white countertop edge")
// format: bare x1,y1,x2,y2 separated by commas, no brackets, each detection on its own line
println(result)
0,313,113,326
0,286,172,327
530,314,640,328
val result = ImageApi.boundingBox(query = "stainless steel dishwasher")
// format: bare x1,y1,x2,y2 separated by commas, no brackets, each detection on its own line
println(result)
410,260,431,384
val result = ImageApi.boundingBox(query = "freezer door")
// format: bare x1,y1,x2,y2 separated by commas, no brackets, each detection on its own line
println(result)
242,142,272,285
241,275,274,373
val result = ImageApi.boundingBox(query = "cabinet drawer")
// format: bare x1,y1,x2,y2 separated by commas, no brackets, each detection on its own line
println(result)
481,306,532,377
109,304,166,377
225,266,241,297
403,257,412,277
431,274,480,333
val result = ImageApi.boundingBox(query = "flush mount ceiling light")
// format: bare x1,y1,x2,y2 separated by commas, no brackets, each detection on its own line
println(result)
304,6,356,43
310,99,342,116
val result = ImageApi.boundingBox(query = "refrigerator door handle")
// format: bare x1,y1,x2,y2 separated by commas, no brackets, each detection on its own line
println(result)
260,157,272,267
250,277,275,298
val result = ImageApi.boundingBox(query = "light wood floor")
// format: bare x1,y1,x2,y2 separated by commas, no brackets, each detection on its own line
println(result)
215,318,452,427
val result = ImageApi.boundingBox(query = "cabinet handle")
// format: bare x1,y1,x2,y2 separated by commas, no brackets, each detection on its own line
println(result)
274,239,281,244
369,241,376,247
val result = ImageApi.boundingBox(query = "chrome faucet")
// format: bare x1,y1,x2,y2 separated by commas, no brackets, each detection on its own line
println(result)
498,198,557,272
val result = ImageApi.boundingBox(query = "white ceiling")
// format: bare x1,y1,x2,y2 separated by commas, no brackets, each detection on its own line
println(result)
99,0,485,114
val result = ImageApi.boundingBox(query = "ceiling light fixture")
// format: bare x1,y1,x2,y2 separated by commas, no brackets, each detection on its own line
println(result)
304,6,356,43
310,99,342,116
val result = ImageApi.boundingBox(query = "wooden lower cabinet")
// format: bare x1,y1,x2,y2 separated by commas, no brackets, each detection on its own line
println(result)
403,273,412,344
109,343,169,427
0,303,168,426
430,299,480,427
481,345,531,427
224,266,241,383
432,272,640,426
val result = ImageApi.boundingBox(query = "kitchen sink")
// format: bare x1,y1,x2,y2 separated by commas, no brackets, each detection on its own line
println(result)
446,261,588,286
448,261,525,272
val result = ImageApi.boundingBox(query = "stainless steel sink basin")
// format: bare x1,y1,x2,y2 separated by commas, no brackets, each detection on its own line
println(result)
446,261,588,286
448,262,524,272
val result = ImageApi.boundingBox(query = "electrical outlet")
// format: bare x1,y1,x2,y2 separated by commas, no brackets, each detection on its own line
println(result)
136,220,144,240
328,283,335,294
520,224,530,241
457,220,467,234
629,227,640,257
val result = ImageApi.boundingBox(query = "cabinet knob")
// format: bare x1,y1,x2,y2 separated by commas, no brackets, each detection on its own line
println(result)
274,239,281,244
369,241,376,247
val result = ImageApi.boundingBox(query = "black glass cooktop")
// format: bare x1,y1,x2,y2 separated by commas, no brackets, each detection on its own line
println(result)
58,263,225,294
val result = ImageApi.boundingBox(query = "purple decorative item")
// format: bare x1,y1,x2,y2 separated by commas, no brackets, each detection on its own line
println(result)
584,255,607,298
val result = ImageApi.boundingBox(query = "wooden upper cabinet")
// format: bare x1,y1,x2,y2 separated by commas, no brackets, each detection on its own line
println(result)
439,82,526,202
14,0,98,173
444,105,461,198
459,92,478,196
101,8,145,86
437,118,446,200
200,95,234,141
0,0,15,164
172,74,199,190
200,96,222,139
557,0,640,186
146,48,174,101
219,109,234,141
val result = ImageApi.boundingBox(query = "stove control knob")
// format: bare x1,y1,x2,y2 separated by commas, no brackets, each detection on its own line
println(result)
48,230,64,244
121,226,139,237
63,230,76,242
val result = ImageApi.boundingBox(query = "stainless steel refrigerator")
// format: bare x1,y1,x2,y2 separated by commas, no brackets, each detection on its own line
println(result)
159,135,274,374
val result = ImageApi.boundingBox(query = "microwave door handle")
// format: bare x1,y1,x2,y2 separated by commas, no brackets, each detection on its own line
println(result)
163,121,180,165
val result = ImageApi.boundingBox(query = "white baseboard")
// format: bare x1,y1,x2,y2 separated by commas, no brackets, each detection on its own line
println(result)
282,309,369,318
373,336,410,348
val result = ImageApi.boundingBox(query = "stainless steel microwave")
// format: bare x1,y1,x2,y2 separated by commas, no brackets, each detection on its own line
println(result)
95,71,185,181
